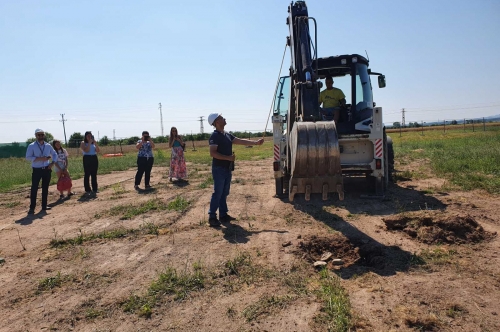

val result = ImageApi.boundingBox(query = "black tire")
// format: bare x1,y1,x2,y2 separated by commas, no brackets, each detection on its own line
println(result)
387,135,394,182
275,177,283,197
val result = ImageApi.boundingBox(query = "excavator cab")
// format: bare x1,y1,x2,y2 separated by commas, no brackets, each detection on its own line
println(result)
314,54,385,135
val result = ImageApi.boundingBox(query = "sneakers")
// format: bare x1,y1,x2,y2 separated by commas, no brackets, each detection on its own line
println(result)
59,194,64,199
42,206,52,211
134,185,139,190
145,185,152,189
220,214,237,223
27,209,35,215
208,217,221,227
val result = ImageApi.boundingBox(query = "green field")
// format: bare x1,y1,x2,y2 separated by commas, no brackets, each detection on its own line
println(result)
390,126,500,194
2,129,499,194
0,144,272,193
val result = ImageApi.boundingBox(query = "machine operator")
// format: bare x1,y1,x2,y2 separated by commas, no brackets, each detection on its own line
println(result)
319,76,346,123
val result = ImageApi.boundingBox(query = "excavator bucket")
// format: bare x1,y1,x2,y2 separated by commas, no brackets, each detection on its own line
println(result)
288,121,344,201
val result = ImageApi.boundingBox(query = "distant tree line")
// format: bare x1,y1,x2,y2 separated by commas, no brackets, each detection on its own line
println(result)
24,131,272,148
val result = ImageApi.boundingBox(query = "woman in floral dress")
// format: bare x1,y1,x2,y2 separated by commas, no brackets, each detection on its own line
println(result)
168,127,187,181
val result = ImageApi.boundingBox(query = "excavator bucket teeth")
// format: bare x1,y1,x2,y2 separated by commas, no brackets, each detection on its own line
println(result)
288,121,344,201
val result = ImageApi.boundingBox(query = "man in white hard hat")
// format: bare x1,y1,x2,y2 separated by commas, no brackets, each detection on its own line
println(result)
207,113,264,227
25,129,58,214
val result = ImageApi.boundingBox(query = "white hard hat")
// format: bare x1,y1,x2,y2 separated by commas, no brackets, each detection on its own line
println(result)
208,113,221,126
35,128,44,135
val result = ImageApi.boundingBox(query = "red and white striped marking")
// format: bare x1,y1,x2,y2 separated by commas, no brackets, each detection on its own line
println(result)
274,144,280,161
374,139,383,158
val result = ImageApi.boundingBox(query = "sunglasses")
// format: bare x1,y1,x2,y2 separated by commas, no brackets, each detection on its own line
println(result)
36,134,45,137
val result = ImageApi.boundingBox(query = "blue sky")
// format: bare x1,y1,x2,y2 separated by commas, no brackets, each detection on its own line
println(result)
1,0,499,143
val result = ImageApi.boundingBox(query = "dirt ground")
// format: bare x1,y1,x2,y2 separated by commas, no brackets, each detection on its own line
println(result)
1,157,499,331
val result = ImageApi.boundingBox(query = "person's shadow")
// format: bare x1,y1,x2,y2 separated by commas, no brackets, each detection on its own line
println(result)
15,211,47,226
136,187,158,195
171,180,190,188
221,222,288,244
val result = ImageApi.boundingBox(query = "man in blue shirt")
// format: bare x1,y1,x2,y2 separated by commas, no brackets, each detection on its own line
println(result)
25,129,58,214
207,113,264,227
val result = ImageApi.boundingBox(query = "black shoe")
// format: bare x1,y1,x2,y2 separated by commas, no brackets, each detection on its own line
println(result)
220,214,236,223
145,185,152,189
59,194,65,199
28,209,35,215
208,217,221,227
42,206,52,211
134,185,140,190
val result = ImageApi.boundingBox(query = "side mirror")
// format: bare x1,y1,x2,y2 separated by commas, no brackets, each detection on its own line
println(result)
378,75,386,88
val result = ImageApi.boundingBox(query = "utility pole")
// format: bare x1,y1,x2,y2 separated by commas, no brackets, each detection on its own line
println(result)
113,129,116,140
199,116,205,134
60,114,68,146
400,108,405,137
159,103,164,137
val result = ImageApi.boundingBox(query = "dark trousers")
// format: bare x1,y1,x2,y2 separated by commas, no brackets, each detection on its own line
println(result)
135,157,154,186
83,155,98,192
208,166,232,218
30,168,52,210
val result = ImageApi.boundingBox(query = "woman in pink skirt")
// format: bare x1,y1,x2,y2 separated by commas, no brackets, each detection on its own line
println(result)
168,127,187,181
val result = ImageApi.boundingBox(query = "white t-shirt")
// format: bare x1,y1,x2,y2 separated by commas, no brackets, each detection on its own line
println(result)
55,149,69,172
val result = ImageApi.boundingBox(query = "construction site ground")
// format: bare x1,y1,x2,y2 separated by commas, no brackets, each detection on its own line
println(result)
1,157,499,331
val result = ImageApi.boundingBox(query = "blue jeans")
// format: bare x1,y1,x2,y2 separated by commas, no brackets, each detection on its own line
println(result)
208,166,232,218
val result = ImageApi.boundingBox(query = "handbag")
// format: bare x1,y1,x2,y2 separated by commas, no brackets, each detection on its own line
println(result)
57,175,72,191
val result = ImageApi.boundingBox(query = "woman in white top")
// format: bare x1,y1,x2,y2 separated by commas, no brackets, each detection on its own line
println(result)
80,131,100,195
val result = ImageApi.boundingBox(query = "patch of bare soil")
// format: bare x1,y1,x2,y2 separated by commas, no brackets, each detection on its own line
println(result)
1,157,500,331
383,211,497,244
296,234,360,268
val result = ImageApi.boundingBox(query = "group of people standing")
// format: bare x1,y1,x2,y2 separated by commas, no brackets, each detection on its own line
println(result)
26,127,188,214
26,116,263,227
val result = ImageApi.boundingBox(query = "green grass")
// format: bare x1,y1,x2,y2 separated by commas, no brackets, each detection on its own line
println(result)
50,228,137,248
242,294,294,322
198,175,214,189
107,198,169,220
0,142,272,192
122,265,205,317
37,272,68,293
391,127,500,194
316,268,353,332
167,196,190,212
412,247,457,266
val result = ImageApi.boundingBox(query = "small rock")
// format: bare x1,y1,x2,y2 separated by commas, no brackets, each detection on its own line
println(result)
313,261,327,267
0,257,5,264
332,259,343,265
282,241,292,247
320,252,333,261
297,234,302,239
492,312,498,316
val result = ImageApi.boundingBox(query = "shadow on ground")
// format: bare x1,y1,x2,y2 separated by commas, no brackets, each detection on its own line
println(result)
221,222,288,244
277,181,439,279
292,198,412,278
284,179,447,217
